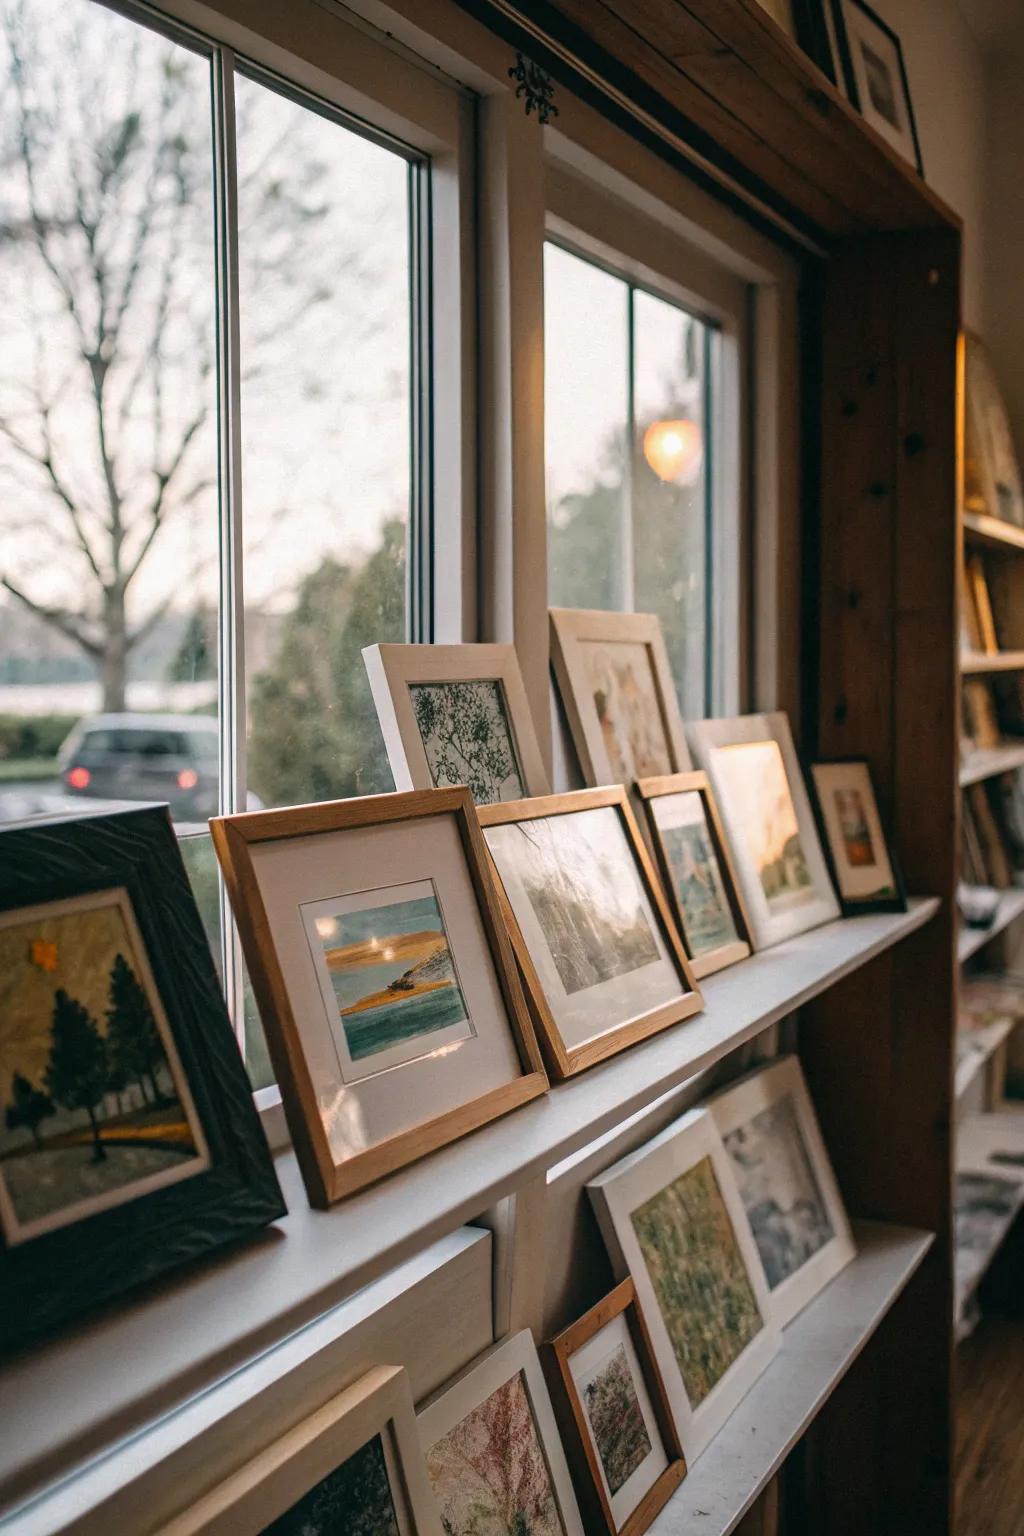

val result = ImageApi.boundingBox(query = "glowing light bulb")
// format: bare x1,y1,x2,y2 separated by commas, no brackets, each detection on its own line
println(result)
642,418,703,484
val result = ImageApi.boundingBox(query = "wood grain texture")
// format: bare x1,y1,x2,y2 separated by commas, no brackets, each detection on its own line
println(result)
955,1318,1024,1536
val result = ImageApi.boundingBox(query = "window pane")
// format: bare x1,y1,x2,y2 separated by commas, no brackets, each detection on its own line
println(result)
235,73,412,809
0,0,220,827
633,289,709,720
544,244,629,611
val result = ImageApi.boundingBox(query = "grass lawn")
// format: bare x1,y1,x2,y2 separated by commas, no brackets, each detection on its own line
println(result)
0,757,58,782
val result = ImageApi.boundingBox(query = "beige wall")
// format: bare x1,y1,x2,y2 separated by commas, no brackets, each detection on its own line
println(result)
982,39,1024,458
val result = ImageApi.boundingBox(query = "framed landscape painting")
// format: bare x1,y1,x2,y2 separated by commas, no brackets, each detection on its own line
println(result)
549,610,691,789
417,1330,585,1536
710,1056,856,1327
0,806,284,1351
549,1279,686,1536
636,771,753,979
363,643,551,804
157,1365,442,1535
689,713,839,949
587,1107,779,1460
477,787,701,1079
212,787,547,1206
809,759,906,914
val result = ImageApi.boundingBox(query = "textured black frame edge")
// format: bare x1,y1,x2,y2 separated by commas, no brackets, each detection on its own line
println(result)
806,757,909,917
792,0,839,87
0,804,285,1352
829,0,924,176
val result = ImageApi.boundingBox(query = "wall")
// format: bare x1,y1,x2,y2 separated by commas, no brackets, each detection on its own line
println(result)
982,38,1024,459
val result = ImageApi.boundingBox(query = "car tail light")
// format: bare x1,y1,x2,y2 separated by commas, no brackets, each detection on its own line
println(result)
66,766,91,789
177,768,199,790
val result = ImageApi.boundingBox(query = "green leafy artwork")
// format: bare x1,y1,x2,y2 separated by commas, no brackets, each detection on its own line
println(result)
263,1433,400,1536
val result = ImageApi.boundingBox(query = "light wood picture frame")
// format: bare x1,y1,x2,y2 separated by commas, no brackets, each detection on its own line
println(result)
417,1329,585,1536
636,771,753,979
549,609,692,789
156,1365,442,1535
548,1278,687,1536
477,787,702,1080
709,1055,857,1328
587,1106,780,1462
363,642,551,803
212,788,547,1207
809,758,907,915
688,712,840,949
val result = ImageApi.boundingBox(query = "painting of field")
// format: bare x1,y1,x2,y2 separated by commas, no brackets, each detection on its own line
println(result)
631,1157,764,1407
312,891,468,1063
0,890,205,1244
713,740,812,910
582,640,673,782
263,1433,400,1536
657,793,739,957
580,1342,651,1496
724,1096,834,1290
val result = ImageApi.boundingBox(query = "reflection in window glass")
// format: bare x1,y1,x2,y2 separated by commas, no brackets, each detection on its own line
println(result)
235,73,411,809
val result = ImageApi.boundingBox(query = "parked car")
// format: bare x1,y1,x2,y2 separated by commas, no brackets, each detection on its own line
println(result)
58,713,220,819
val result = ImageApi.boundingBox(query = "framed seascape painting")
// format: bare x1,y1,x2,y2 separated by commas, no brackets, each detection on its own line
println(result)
587,1107,779,1461
0,806,284,1352
689,713,839,950
212,788,547,1206
417,1330,585,1536
831,0,922,172
549,610,691,789
477,787,701,1080
549,1279,686,1536
636,772,753,979
809,759,906,914
157,1365,443,1535
363,643,551,804
710,1056,856,1328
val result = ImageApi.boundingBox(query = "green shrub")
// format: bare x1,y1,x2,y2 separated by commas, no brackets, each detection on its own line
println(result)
0,713,78,763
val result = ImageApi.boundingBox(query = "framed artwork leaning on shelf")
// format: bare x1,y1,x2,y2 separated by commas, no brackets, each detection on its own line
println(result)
962,331,1024,529
709,1055,856,1328
212,788,547,1207
689,712,840,949
417,1329,585,1536
156,1365,442,1535
548,1278,687,1536
809,759,907,915
0,805,284,1353
636,771,753,979
363,642,550,803
477,786,702,1080
830,0,923,172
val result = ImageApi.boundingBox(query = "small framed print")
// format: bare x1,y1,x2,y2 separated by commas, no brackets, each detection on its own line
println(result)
418,1330,585,1536
156,1365,442,1535
477,787,702,1080
689,713,840,950
831,0,922,172
587,1107,779,1461
809,759,906,915
0,806,284,1351
363,642,550,804
710,1055,857,1328
549,609,692,789
549,1279,686,1536
212,788,547,1207
636,772,753,979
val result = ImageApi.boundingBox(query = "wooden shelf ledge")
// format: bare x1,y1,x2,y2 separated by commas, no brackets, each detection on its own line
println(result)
959,889,1024,962
960,742,1024,786
961,651,1024,676
963,511,1024,556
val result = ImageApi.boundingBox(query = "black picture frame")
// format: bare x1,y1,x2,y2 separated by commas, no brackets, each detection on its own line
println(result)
792,0,840,87
0,804,285,1351
829,0,924,175
807,758,908,917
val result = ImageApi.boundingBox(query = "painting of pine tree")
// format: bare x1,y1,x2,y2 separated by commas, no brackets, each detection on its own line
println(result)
0,890,205,1243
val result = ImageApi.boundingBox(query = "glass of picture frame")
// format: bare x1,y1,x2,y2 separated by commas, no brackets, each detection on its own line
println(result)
212,787,548,1206
0,805,284,1351
548,1278,687,1536
809,758,906,915
362,642,551,803
477,787,702,1080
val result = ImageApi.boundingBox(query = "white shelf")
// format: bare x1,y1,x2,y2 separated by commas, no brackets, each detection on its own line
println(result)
648,1221,934,1536
955,1018,1015,1103
958,889,1024,962
955,1109,1024,1325
0,899,937,1513
960,741,1024,786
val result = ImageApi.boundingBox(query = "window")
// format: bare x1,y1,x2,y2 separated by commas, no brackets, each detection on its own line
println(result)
544,241,714,720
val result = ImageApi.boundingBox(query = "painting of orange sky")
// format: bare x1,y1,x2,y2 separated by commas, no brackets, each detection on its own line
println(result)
713,740,801,871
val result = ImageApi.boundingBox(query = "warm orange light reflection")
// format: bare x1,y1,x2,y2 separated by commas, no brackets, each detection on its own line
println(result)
642,418,703,484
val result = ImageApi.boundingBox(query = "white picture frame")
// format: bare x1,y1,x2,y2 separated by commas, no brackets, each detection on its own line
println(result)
587,1107,780,1463
417,1330,585,1536
156,1365,442,1535
549,609,692,789
688,712,840,949
363,642,550,803
709,1055,857,1328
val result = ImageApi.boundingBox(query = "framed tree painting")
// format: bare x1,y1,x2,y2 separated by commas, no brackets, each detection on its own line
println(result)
477,787,701,1080
809,759,906,915
548,1279,686,1536
549,609,691,788
636,771,753,979
587,1107,779,1461
212,787,547,1206
0,806,284,1352
689,713,840,949
831,0,923,172
417,1330,585,1536
156,1365,442,1535
709,1056,856,1327
363,642,550,804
